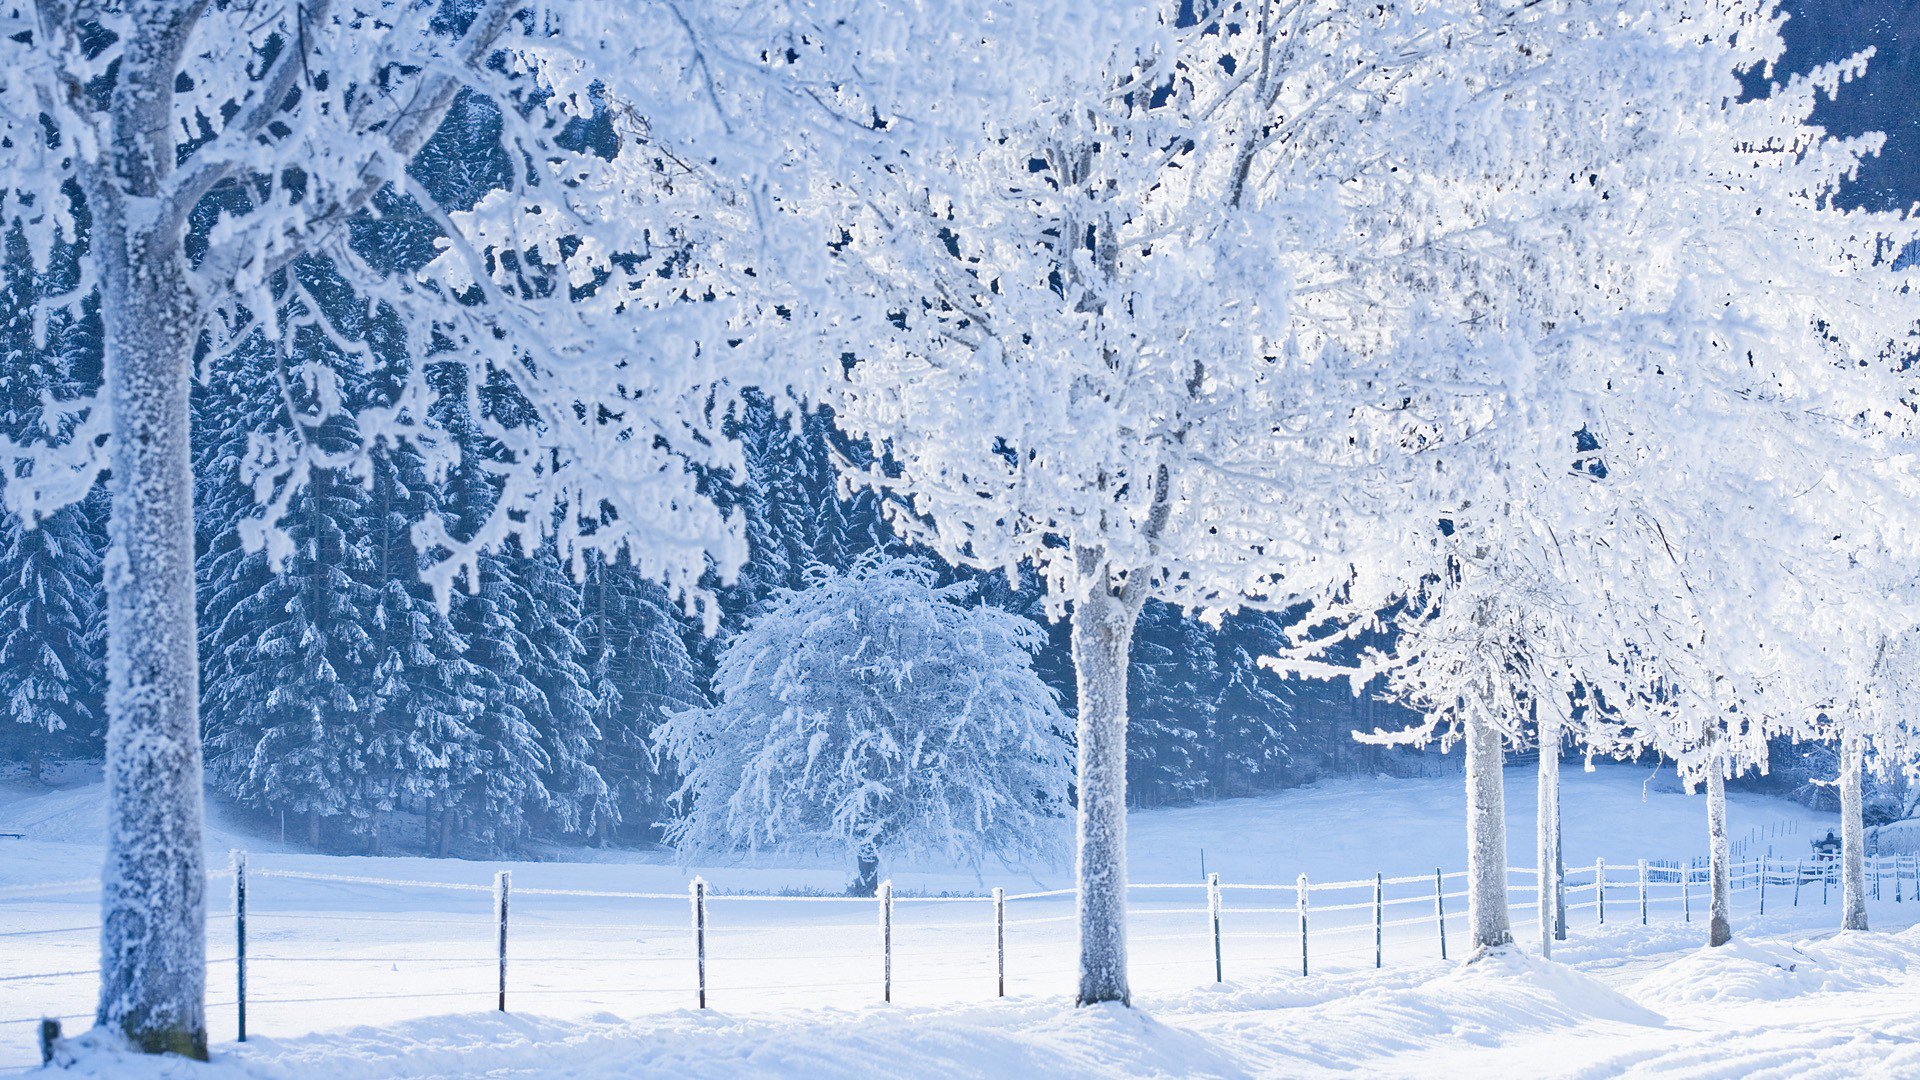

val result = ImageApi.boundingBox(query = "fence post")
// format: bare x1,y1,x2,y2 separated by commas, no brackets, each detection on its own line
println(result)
1898,857,1905,904
233,849,247,1043
1638,860,1647,926
1297,873,1310,977
1759,858,1767,916
691,877,707,1009
1823,857,1831,905
1682,860,1691,924
1433,868,1447,961
880,879,894,1004
1596,858,1605,925
1373,872,1384,969
1208,872,1223,984
1874,855,1882,901
494,870,509,1012
993,886,1006,998
1794,860,1803,908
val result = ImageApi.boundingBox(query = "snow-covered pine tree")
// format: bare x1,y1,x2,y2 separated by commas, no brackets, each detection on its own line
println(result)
582,553,703,846
0,236,104,776
1126,605,1216,809
658,555,1072,892
198,328,384,850
4,1,1071,1052
519,542,609,843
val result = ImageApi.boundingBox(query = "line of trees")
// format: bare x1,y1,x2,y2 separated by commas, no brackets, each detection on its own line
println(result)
3,0,1918,1059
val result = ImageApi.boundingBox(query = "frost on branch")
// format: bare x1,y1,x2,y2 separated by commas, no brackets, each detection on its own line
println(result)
656,555,1072,890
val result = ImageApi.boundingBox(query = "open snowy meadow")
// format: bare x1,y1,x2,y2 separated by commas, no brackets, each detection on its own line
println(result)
8,765,1916,1078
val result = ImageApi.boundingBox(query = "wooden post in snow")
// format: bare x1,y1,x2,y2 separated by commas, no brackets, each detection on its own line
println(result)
993,886,1005,998
691,877,707,1009
1296,873,1310,977
1208,873,1223,984
233,850,247,1043
494,870,509,1012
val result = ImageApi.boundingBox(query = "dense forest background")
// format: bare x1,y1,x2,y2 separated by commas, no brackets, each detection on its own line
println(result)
0,1,1912,855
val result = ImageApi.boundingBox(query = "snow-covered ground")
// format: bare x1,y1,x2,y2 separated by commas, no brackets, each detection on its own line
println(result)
8,765,1915,1078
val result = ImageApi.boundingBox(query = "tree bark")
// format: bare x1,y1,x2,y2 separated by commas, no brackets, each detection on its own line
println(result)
81,3,212,1059
92,193,208,1065
1465,705,1514,957
1839,734,1869,932
1071,579,1140,1006
1536,712,1562,958
1707,761,1732,947
851,845,881,897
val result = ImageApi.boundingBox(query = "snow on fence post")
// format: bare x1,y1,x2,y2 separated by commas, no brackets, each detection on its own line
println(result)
1682,861,1692,924
494,870,510,1012
232,850,247,1043
1638,860,1647,926
1434,868,1447,961
880,880,894,1004
1759,858,1767,916
1873,855,1882,901
1373,872,1383,970
690,878,708,1009
1823,857,1831,905
1896,857,1904,904
1794,860,1803,908
1596,859,1605,925
1208,873,1223,984
1297,873,1310,977
994,886,1006,998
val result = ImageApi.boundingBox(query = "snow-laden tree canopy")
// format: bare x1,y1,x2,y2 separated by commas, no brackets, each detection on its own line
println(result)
0,0,1108,616
657,555,1072,882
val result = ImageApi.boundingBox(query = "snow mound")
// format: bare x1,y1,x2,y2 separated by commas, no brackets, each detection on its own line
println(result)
1628,931,1920,1006
1431,949,1664,1030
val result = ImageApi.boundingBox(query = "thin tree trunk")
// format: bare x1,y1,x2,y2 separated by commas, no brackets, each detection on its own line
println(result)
1465,704,1513,956
1536,711,1561,958
308,812,322,850
1840,734,1869,932
851,845,881,897
1707,761,1732,947
1072,580,1140,1006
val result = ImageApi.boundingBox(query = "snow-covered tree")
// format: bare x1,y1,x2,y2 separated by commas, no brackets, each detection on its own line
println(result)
1271,0,1920,958
1,0,1081,1052
658,555,1072,892
824,0,1698,998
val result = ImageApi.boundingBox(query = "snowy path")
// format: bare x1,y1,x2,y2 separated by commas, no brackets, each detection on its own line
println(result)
7,766,1914,1077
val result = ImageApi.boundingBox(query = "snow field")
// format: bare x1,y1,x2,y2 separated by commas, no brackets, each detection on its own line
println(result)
0,766,1888,1076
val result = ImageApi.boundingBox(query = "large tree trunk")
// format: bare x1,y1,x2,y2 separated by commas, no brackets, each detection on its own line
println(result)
1706,762,1732,947
1536,712,1562,958
84,5,210,1059
1465,705,1513,956
92,198,207,1062
1071,581,1140,1006
1839,734,1869,932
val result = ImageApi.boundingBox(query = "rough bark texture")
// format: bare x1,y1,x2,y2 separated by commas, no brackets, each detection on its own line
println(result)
852,846,881,897
1839,734,1869,932
1536,715,1562,958
1071,582,1140,1006
1707,763,1732,948
87,3,210,1058
1465,707,1513,956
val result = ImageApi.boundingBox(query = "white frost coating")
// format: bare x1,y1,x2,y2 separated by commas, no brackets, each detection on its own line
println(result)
4,0,1092,1057
1071,577,1139,1005
1464,706,1513,958
1706,761,1733,949
1536,712,1563,958
656,556,1072,891
1839,735,1869,933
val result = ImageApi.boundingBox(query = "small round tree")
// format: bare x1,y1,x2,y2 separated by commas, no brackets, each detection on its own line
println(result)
658,555,1072,892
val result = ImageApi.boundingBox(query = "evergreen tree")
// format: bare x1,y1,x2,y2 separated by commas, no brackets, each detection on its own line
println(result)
582,554,703,844
0,230,106,776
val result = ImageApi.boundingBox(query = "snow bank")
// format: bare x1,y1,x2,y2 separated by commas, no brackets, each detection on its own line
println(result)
1631,928,1920,1006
